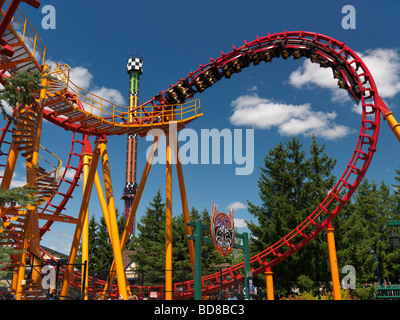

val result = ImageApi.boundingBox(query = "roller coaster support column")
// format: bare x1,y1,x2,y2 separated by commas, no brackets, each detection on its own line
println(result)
383,112,400,143
61,142,100,299
165,132,173,300
81,141,92,300
26,73,48,287
102,136,160,297
375,95,400,143
98,136,129,300
265,267,274,300
173,132,195,272
327,222,341,300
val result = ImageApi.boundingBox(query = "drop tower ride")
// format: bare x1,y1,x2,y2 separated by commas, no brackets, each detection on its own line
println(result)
123,55,143,237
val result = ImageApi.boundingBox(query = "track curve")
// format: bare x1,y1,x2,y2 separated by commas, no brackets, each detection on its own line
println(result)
0,8,390,300
131,30,384,298
61,30,385,299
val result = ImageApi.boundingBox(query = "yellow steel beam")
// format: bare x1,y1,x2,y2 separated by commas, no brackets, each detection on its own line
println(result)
327,223,341,300
60,143,100,299
383,111,400,143
97,138,129,300
102,135,160,297
165,133,173,300
173,140,195,273
81,152,91,300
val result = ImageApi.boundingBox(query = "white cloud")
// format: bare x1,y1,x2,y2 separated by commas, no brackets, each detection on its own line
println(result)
90,86,125,106
228,201,247,211
289,60,337,90
357,48,400,99
45,59,126,109
60,166,79,181
69,66,93,90
229,93,352,140
9,172,26,188
288,48,400,105
234,218,247,229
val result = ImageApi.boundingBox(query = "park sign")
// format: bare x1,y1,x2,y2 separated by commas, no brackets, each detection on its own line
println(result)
211,201,235,256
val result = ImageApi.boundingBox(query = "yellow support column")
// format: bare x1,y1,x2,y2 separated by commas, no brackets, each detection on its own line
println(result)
15,219,29,300
173,141,195,273
0,143,19,190
265,267,274,300
81,152,91,300
60,143,100,299
383,111,400,143
102,136,160,297
327,222,341,300
165,133,173,300
98,138,129,300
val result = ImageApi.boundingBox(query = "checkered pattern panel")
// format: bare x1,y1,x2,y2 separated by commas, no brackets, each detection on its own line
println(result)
127,57,143,74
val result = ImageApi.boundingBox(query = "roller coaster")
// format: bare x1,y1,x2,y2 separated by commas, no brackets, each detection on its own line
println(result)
1,0,400,300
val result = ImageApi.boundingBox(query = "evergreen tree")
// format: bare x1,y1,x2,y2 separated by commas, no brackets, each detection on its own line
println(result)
247,137,337,296
336,179,398,285
0,68,52,120
131,190,166,271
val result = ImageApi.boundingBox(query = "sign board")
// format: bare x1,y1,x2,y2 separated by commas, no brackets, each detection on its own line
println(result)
210,201,235,256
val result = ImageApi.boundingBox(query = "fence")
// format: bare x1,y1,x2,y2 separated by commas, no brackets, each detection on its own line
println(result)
376,284,400,300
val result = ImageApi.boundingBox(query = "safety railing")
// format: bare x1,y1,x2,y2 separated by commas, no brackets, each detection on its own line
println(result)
1,0,47,68
22,144,62,194
49,63,202,128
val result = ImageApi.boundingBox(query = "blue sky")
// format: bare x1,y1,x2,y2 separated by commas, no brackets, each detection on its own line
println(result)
5,0,400,254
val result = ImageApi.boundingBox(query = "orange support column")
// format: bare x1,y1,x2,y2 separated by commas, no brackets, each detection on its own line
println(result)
98,137,129,300
81,152,91,300
327,222,341,300
173,141,195,273
165,133,173,300
265,267,274,300
102,136,160,297
60,143,100,299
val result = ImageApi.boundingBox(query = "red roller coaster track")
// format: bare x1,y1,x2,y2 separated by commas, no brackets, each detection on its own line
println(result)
0,1,391,300
59,31,384,299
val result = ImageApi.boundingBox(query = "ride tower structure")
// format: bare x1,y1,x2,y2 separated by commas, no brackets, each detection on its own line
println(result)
122,55,143,237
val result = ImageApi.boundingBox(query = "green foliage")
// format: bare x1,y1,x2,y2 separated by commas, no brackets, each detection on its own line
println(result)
297,274,315,293
355,285,377,300
0,187,37,229
0,68,49,120
0,247,12,280
130,190,166,271
0,187,37,207
248,137,337,296
248,137,400,297
76,209,126,279
282,289,358,300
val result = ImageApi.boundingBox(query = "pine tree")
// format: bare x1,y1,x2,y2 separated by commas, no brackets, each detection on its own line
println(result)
0,68,51,120
131,190,166,271
247,137,337,296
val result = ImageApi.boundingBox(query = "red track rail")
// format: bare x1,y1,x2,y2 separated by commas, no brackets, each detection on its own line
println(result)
38,133,86,238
